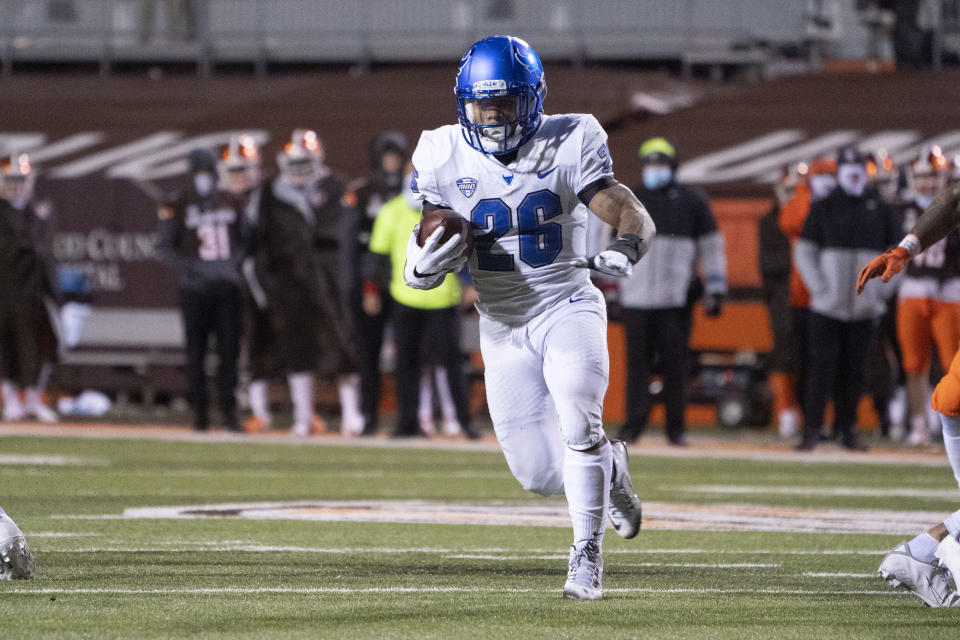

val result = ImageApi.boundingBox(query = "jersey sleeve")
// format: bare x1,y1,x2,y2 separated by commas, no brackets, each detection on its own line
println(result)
410,131,449,208
575,115,615,195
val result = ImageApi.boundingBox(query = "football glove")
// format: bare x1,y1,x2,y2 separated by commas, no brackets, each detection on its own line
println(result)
856,247,909,294
404,225,468,290
589,234,645,278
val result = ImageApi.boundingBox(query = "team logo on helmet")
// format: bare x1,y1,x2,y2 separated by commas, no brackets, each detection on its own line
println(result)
456,177,477,198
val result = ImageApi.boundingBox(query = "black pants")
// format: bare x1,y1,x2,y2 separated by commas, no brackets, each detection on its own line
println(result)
802,312,876,442
619,307,692,443
352,289,391,432
179,281,242,429
791,306,810,412
392,301,470,435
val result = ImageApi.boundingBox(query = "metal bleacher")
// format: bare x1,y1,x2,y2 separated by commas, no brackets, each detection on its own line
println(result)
0,0,825,75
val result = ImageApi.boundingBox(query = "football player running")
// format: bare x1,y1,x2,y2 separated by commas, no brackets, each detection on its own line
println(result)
858,178,960,607
405,36,654,599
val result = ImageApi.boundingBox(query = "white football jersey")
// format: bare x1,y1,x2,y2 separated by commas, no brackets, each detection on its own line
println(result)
411,113,614,323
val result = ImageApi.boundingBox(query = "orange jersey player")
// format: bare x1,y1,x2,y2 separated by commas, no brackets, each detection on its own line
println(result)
858,178,960,607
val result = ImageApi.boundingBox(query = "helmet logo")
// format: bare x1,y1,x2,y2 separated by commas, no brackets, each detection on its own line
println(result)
456,177,478,198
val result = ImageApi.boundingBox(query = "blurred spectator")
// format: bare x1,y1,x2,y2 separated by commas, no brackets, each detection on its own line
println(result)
794,145,900,451
156,147,247,431
243,130,361,437
615,138,726,447
759,180,796,438
778,156,836,439
417,366,465,437
139,0,193,43
365,167,478,439
0,153,60,423
895,147,960,445
343,131,409,435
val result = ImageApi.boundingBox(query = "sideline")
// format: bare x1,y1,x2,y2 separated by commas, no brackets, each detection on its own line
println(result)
0,422,951,467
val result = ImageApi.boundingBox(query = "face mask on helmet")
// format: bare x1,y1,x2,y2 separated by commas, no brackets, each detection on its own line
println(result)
837,163,867,197
219,135,262,196
1,154,35,207
455,36,546,156
279,129,325,188
809,174,836,201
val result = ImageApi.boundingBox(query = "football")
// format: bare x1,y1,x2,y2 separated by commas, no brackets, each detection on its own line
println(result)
417,208,475,257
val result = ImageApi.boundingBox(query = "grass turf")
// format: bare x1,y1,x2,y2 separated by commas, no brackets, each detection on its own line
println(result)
2,433,959,638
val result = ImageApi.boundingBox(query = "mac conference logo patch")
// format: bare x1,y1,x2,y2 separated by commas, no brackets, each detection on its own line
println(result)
456,177,477,198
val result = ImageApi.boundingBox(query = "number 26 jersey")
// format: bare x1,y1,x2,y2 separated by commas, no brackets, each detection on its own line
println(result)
411,113,614,324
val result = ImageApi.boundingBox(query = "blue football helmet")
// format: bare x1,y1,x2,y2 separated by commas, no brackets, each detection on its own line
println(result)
455,35,547,155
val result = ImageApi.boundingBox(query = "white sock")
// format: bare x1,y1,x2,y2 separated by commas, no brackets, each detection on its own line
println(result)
418,369,433,424
35,362,53,394
337,374,363,425
563,440,612,547
939,412,960,490
248,379,269,420
434,367,458,423
24,387,43,410
1,381,19,407
288,372,314,429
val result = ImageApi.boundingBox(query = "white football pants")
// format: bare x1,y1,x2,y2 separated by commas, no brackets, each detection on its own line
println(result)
480,292,609,497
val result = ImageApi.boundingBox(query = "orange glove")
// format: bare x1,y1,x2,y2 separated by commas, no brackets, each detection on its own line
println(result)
856,247,909,294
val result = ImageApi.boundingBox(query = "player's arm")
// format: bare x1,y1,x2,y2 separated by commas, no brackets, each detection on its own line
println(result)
580,179,656,278
857,183,960,293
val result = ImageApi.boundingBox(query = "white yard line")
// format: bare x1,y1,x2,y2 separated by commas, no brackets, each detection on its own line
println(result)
37,545,888,556
0,454,107,466
803,572,877,579
682,485,959,499
28,532,100,538
1,586,906,597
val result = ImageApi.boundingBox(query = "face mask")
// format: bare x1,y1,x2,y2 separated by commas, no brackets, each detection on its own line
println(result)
193,173,215,197
642,166,672,190
837,164,867,198
402,172,421,210
809,175,836,201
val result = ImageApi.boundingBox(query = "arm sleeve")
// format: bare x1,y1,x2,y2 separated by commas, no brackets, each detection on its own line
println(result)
793,205,827,298
156,205,186,277
575,115,615,195
692,193,726,295
410,131,449,208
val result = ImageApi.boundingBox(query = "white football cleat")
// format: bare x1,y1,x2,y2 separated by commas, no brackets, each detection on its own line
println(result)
0,511,35,580
25,403,58,424
878,541,960,607
935,535,960,594
563,540,603,600
608,440,642,539
441,419,462,437
2,399,25,422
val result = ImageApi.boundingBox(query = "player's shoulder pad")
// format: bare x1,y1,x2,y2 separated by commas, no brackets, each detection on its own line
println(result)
414,125,459,167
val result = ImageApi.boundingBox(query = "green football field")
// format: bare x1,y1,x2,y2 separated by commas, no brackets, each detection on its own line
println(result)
2,427,960,638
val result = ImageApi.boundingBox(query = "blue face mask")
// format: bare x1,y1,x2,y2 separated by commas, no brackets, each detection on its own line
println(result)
642,166,672,190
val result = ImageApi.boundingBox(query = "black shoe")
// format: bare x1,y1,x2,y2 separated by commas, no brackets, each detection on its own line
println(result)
461,425,482,440
667,435,689,447
192,421,208,432
390,429,429,439
795,436,818,451
223,415,242,432
840,434,868,451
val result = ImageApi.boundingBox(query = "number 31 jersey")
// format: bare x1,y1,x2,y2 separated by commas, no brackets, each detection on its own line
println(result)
411,113,614,324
